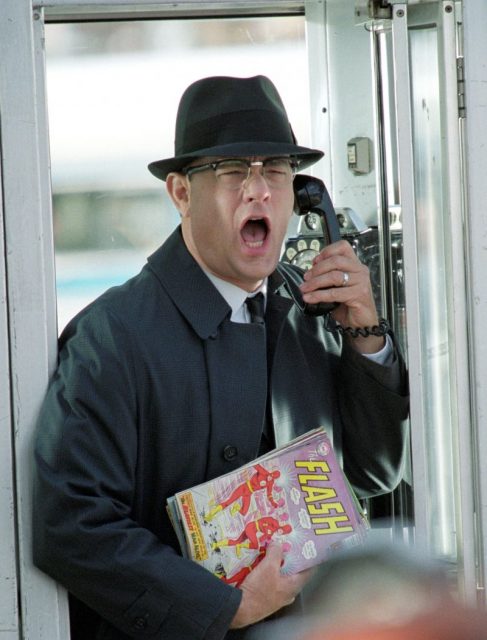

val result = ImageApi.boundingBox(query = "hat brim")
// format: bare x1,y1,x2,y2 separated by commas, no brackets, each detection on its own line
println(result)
148,141,324,181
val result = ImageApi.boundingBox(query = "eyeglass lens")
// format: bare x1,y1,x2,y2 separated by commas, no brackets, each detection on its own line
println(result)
215,158,295,189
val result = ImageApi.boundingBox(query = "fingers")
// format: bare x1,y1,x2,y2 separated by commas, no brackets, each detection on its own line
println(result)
261,540,285,566
300,255,372,308
230,543,310,629
312,238,358,265
301,240,366,291
298,240,380,331
301,266,366,295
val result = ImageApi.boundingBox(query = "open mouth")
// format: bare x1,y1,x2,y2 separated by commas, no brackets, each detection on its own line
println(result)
240,218,269,248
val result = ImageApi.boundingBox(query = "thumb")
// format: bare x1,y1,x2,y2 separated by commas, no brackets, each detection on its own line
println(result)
261,542,285,567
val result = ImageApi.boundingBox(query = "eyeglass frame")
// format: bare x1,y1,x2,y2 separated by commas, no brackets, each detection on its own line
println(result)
181,156,299,188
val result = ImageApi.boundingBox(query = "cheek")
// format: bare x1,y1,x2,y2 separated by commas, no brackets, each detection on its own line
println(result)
189,201,232,251
189,184,234,226
277,189,295,215
276,197,295,231
285,193,296,216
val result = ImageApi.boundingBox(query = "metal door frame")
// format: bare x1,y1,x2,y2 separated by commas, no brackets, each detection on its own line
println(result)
2,1,487,636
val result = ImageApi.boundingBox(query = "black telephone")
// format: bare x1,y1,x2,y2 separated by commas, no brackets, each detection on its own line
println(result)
291,174,342,315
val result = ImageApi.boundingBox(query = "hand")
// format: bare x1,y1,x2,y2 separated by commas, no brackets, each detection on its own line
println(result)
299,240,385,354
229,543,313,629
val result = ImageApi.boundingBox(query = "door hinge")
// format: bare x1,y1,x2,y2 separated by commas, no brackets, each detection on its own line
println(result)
457,56,466,118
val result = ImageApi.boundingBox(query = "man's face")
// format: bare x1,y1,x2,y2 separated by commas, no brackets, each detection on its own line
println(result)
168,157,295,292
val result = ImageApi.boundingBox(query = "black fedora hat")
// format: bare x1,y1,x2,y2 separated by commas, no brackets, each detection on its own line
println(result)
148,75,324,181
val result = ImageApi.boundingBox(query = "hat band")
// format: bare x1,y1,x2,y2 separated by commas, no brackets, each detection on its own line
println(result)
177,109,295,157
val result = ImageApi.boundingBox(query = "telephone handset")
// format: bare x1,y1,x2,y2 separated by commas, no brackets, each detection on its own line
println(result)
293,174,342,316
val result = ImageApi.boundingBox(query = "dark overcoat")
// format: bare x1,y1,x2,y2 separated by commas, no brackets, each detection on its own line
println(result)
33,226,409,640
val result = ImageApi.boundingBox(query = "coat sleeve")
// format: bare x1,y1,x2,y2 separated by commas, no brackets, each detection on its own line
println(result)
273,260,410,499
337,335,410,498
32,307,241,639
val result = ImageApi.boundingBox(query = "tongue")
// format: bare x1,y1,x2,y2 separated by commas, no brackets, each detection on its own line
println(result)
241,220,266,243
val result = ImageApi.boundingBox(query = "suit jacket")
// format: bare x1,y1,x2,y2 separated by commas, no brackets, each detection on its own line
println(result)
33,226,409,640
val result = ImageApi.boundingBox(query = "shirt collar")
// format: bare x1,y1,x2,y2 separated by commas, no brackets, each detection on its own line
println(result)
205,272,268,322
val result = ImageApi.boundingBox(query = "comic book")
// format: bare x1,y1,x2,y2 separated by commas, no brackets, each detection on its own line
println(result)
167,427,369,587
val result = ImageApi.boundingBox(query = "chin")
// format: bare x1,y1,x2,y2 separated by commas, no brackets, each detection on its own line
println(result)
249,257,279,277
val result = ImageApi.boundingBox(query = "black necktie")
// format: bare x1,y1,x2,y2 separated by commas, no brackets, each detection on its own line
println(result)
245,292,266,325
246,292,271,454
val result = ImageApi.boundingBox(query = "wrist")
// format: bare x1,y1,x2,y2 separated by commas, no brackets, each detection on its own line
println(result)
325,315,390,338
324,316,390,355
345,334,386,354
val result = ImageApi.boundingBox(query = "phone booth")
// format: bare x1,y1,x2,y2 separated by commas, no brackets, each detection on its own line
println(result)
300,1,486,605
1,1,487,637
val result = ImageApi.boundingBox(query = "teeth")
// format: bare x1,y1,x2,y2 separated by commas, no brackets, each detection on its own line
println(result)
246,240,264,248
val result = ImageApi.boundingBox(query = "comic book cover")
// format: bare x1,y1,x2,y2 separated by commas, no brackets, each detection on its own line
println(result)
167,427,369,587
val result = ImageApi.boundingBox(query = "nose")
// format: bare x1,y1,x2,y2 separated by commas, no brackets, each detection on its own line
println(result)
242,165,271,200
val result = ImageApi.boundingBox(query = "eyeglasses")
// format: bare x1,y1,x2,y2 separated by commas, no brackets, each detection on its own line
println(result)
182,157,298,190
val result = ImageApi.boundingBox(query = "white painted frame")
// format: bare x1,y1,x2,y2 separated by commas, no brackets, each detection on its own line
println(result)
0,117,20,640
0,1,69,637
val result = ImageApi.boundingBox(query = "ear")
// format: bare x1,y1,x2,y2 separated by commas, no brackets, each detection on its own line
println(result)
166,173,191,217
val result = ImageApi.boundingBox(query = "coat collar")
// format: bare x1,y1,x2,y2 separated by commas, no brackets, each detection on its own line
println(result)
146,226,297,339
147,227,230,339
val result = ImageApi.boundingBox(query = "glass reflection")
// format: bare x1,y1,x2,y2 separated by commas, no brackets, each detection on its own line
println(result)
410,27,456,561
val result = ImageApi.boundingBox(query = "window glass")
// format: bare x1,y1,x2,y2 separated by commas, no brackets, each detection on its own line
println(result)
45,18,310,331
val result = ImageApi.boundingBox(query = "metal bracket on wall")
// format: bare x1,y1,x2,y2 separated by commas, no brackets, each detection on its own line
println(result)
355,0,392,21
370,1,393,18
356,0,417,22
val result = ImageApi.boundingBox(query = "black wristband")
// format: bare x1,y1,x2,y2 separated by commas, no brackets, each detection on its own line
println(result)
324,315,390,338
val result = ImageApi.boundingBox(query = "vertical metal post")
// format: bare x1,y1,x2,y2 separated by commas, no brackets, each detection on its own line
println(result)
390,4,429,547
462,0,487,607
304,0,332,185
437,0,477,603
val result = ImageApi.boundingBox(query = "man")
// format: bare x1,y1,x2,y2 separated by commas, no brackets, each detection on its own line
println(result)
33,75,409,639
